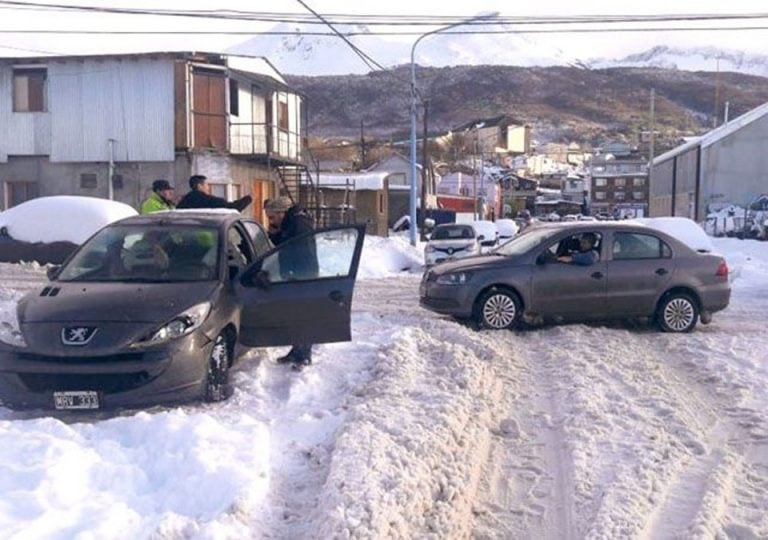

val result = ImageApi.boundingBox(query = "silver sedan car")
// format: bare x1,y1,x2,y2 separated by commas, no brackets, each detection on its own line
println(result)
420,222,730,332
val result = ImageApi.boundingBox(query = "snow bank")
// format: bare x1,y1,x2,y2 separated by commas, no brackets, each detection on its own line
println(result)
0,196,137,244
358,234,424,278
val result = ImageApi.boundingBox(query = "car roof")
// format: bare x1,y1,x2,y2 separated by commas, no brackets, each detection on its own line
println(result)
112,209,243,229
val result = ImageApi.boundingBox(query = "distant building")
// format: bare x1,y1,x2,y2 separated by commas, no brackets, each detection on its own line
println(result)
588,154,649,218
649,102,768,219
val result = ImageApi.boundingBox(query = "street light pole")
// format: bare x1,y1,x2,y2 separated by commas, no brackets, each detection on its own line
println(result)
408,12,498,246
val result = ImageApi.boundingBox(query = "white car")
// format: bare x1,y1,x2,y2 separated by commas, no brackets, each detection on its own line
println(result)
424,224,482,266
471,220,500,252
495,219,519,242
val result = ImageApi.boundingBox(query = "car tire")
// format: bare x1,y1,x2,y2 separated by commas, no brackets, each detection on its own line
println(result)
475,288,522,330
205,332,232,402
657,293,698,333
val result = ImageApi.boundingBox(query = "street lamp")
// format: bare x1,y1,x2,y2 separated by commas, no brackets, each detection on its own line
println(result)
408,12,499,246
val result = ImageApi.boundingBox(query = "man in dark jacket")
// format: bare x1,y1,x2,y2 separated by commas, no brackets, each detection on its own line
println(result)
264,195,318,369
177,175,253,211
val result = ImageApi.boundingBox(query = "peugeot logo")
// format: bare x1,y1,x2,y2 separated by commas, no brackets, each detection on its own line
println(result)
61,326,98,346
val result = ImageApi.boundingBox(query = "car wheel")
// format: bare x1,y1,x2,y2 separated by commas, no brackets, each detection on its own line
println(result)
657,293,698,333
476,288,522,330
205,332,232,402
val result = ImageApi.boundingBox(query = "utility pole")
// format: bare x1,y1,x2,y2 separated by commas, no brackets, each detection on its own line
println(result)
360,119,366,170
713,57,721,128
648,89,655,210
108,138,116,201
420,99,429,241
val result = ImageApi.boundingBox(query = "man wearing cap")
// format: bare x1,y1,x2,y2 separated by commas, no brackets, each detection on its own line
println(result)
177,174,253,212
140,179,176,214
264,195,318,369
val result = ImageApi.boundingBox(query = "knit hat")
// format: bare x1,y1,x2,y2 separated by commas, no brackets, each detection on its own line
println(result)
152,179,174,191
264,196,293,212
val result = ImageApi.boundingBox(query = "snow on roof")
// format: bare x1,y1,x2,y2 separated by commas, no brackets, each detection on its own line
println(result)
634,216,714,252
653,101,768,164
0,196,137,244
315,172,390,191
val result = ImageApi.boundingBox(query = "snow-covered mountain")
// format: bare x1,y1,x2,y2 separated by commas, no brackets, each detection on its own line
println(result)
227,24,768,78
587,45,768,78
226,22,580,75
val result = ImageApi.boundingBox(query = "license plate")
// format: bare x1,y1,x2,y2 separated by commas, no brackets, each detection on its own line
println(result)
53,391,100,410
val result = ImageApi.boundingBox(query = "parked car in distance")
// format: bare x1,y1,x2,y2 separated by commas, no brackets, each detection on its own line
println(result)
424,223,482,267
495,219,520,242
471,220,500,252
420,221,730,333
0,211,365,410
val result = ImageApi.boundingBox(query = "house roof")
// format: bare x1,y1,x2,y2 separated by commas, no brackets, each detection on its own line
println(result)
315,172,390,191
452,115,525,132
652,101,768,165
0,50,286,83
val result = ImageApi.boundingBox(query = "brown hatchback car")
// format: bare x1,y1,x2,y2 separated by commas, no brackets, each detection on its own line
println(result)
420,222,730,332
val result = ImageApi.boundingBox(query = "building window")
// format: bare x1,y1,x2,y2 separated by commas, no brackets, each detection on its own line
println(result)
231,183,242,200
278,101,289,130
229,79,239,116
614,178,626,187
594,191,606,200
633,178,645,187
13,67,47,112
633,191,645,200
614,192,626,200
4,181,39,208
80,173,98,189
378,193,384,213
595,178,607,187
209,183,227,199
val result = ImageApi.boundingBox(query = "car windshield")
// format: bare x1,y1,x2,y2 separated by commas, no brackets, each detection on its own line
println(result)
58,224,220,282
493,227,560,256
430,225,475,240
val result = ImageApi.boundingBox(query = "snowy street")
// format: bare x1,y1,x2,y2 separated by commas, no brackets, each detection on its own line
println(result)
0,236,766,539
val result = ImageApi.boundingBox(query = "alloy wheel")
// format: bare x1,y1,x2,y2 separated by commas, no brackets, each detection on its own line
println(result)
482,293,518,329
662,297,696,332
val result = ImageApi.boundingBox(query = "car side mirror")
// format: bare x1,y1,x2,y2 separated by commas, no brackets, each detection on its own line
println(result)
47,264,62,280
477,234,485,242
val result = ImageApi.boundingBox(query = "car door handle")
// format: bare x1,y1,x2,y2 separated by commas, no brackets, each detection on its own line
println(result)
591,272,604,279
655,268,668,276
329,290,345,303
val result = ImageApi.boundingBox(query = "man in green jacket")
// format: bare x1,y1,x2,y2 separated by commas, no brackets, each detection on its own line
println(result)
140,179,176,214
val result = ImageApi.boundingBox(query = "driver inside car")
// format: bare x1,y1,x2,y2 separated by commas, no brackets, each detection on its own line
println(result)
557,232,600,266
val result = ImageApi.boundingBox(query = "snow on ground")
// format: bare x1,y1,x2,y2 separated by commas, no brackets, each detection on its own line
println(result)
0,228,767,538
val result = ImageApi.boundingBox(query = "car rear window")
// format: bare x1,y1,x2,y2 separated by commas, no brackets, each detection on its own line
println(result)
431,226,475,240
612,232,672,260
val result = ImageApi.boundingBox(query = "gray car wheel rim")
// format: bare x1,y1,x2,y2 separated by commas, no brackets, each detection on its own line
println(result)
663,298,695,331
483,293,516,329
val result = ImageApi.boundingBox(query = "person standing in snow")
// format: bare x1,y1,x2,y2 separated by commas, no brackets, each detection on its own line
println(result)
176,175,253,212
263,195,318,369
139,179,176,214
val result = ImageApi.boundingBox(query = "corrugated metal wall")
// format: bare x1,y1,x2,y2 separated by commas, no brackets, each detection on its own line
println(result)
49,58,175,162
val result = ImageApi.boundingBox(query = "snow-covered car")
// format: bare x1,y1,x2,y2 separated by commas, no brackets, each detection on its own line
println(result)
471,220,499,252
0,211,365,410
424,223,481,267
420,221,731,332
0,196,137,264
495,219,519,242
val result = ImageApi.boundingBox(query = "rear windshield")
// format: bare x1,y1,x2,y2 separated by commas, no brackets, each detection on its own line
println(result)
430,225,475,240
58,224,220,282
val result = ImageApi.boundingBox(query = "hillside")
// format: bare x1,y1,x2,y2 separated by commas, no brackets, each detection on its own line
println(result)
286,65,768,146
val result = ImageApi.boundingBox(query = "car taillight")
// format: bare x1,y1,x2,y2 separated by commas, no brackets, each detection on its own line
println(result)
715,261,728,278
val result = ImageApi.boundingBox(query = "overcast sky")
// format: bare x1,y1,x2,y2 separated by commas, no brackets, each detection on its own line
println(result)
1,0,767,63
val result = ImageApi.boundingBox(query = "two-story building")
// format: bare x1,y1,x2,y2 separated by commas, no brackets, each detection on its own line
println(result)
0,51,308,222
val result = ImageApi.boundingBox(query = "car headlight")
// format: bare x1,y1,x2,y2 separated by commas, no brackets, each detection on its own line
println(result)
435,271,473,285
137,302,211,345
0,308,27,348
425,245,436,253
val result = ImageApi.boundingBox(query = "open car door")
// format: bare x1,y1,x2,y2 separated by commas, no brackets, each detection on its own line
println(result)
237,225,365,347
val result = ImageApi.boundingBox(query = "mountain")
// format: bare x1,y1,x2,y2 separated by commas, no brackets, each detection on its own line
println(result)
285,65,768,145
227,23,768,78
